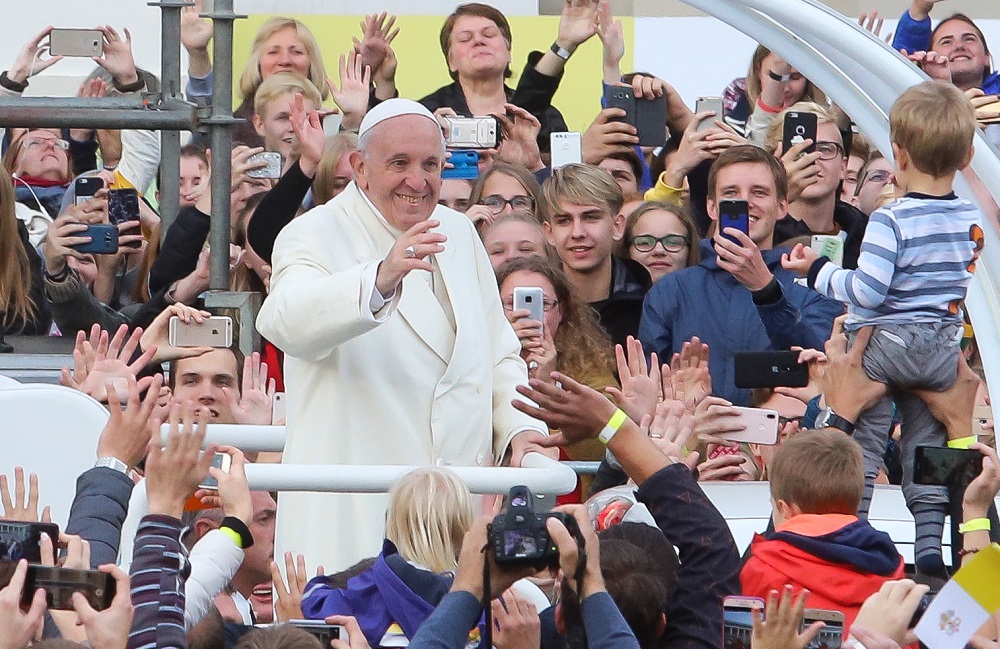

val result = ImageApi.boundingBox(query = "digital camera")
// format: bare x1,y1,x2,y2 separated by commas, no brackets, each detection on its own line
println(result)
488,485,579,567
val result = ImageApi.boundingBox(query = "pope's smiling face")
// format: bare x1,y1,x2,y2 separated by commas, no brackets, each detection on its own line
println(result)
352,115,445,231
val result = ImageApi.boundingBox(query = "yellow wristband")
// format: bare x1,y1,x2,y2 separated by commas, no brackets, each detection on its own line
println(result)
219,526,244,548
948,436,977,449
598,409,629,445
958,518,991,534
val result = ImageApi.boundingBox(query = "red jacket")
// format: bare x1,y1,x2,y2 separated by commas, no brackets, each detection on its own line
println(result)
740,514,905,631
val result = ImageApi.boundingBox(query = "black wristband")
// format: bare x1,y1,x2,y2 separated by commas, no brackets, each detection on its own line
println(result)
751,277,782,306
114,76,145,93
0,71,28,93
221,516,254,549
550,42,573,61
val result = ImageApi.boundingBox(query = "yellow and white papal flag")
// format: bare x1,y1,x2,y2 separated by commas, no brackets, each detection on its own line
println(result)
914,543,1000,649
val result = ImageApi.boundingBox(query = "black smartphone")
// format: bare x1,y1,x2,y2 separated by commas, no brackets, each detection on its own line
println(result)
74,176,104,206
718,199,750,246
0,520,59,563
107,188,141,248
23,565,115,610
635,94,668,147
604,85,637,127
783,112,818,155
734,351,809,389
73,224,119,255
913,446,983,486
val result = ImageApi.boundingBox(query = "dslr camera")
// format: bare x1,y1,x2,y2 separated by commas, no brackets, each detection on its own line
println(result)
489,485,581,567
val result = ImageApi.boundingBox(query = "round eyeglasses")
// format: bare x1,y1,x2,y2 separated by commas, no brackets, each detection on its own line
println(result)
481,194,535,213
630,234,689,253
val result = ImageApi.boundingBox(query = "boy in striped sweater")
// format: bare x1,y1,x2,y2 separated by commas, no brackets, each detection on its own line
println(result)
782,80,984,578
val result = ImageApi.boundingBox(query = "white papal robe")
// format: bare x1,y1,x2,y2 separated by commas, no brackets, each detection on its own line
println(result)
256,182,544,572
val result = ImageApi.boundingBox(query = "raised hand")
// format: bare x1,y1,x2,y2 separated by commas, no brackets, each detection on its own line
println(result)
8,26,63,85
751,586,824,649
61,324,156,403
556,0,600,51
329,52,370,134
354,12,398,83
775,347,826,405
605,336,661,424
223,352,276,426
180,0,213,53
670,336,712,410
692,396,743,448
92,26,140,88
375,220,447,296
145,401,216,519
270,552,311,622
858,11,892,44
495,104,544,172
781,242,819,276
0,467,51,523
194,446,253,523
140,304,213,364
71,565,133,649
491,588,541,649
901,49,952,82
643,400,699,470
513,373,618,447
0,560,48,649
595,0,624,84
97,374,164,470
582,107,639,165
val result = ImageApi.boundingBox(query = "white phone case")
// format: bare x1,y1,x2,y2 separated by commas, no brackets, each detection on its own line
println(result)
550,132,582,169
722,407,780,445
513,287,545,334
168,316,233,348
695,97,724,132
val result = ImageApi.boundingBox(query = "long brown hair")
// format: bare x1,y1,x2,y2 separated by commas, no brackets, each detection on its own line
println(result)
745,45,827,108
312,132,358,205
496,256,614,382
0,171,37,328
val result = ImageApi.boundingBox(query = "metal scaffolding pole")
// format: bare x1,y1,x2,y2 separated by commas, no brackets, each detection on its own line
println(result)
204,0,245,290
0,97,197,130
151,0,188,238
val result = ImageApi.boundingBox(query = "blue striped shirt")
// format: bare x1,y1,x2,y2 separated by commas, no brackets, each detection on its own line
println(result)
813,194,983,326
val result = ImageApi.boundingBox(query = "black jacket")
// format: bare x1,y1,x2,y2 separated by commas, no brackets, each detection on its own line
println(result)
773,201,869,270
246,160,313,265
419,51,568,153
590,256,651,351
148,204,211,296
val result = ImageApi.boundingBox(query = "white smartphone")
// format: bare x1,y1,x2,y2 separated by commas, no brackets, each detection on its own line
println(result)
721,407,780,445
246,152,282,179
444,116,499,149
197,452,232,490
272,392,286,426
550,132,582,169
287,620,349,645
513,287,545,334
810,234,845,267
695,96,725,132
49,29,103,57
168,315,233,348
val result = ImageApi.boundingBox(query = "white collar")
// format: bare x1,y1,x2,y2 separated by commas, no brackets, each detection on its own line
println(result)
355,182,403,238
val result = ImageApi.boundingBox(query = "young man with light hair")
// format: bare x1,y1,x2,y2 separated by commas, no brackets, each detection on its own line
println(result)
538,163,651,350
251,71,322,169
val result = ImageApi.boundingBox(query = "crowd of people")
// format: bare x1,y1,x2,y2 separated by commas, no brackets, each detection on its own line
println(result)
2,0,1000,647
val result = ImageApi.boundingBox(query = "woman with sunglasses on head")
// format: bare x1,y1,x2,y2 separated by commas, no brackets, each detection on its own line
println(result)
624,201,700,283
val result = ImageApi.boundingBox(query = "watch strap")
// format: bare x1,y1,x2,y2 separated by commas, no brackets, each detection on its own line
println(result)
95,456,130,474
0,71,28,93
550,42,573,61
819,408,855,435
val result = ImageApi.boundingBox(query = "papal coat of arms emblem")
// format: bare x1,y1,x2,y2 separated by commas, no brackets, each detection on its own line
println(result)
939,610,962,636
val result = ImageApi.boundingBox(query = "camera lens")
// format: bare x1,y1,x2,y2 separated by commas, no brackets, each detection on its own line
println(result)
525,296,533,302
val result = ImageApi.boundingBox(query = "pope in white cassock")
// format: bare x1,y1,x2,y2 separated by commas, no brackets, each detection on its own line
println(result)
256,99,550,572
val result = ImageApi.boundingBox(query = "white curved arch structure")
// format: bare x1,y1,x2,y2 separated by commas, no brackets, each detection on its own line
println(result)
683,0,1000,408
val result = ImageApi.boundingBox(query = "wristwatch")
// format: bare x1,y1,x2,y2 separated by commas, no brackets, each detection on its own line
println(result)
768,69,792,83
95,456,131,474
550,42,573,61
815,407,855,435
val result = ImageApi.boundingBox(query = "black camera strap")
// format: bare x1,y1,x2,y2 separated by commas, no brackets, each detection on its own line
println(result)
480,542,495,649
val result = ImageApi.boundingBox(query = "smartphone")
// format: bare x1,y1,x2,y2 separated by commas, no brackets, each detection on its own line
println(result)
198,452,233,490
246,152,282,179
442,150,479,180
550,132,582,169
513,287,545,335
73,224,119,255
721,407,780,445
734,351,809,389
287,620,349,645
635,94,668,147
444,116,499,149
810,234,844,267
723,595,763,649
973,404,992,437
802,609,845,649
168,315,233,348
783,111,818,155
49,29,103,58
604,85,637,126
74,176,104,206
913,446,984,486
107,188,141,249
695,97,725,133
0,521,60,563
23,565,115,611
272,392,286,426
718,199,750,246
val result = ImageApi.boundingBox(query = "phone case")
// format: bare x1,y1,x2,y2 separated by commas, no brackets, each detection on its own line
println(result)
246,152,283,179
288,620,349,645
723,596,764,647
168,316,233,348
604,85,636,126
802,609,845,648
444,116,499,149
722,407,780,445
550,132,582,169
74,225,119,255
513,287,545,334
49,29,103,57
0,521,60,563
734,351,809,389
695,97,725,132
635,94,668,147
718,200,750,245
913,446,983,486
783,112,818,155
442,150,479,180
74,177,104,205
21,565,115,611
198,452,232,490
810,234,844,267
272,392,286,425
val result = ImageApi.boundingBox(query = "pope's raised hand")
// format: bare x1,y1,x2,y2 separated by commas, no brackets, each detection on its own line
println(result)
375,220,446,296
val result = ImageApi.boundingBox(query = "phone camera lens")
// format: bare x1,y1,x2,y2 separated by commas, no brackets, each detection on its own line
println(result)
525,296,533,302
795,126,806,135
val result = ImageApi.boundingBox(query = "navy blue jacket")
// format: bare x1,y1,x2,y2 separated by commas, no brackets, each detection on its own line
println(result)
639,239,841,405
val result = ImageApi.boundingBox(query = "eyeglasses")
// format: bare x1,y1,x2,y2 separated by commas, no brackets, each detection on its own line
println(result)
630,234,689,253
853,169,892,196
778,415,806,428
481,194,535,213
22,137,70,151
502,297,560,312
814,141,845,161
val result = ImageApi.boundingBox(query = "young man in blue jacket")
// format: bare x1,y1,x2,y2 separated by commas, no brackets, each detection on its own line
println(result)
639,145,840,406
